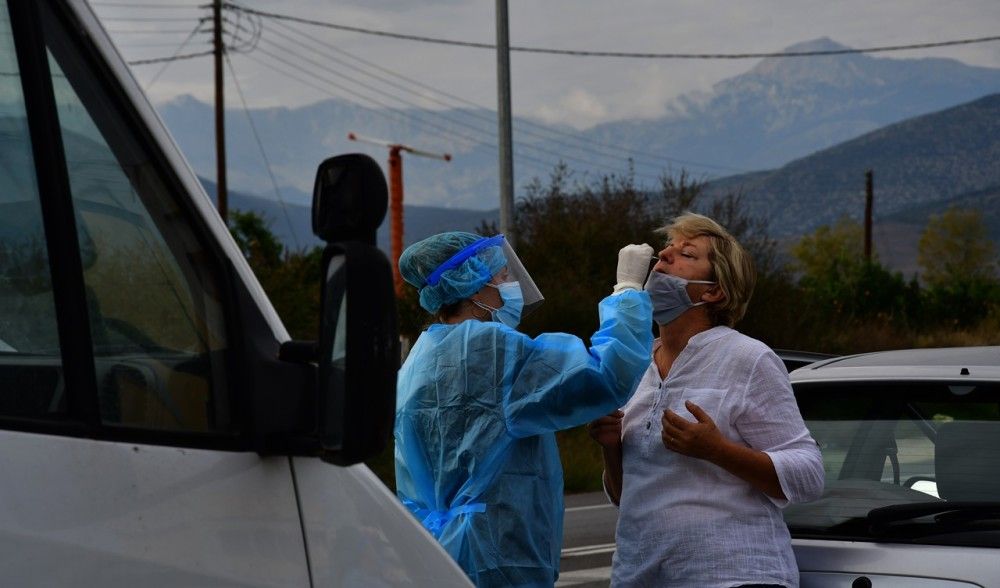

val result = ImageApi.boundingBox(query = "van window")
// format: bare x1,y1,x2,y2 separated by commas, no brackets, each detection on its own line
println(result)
48,49,231,431
0,3,64,417
0,1,233,435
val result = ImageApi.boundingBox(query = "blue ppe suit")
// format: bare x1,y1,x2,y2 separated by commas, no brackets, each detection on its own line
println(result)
395,290,652,587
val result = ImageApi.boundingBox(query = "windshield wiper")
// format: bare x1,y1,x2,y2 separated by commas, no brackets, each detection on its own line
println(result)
868,502,1000,537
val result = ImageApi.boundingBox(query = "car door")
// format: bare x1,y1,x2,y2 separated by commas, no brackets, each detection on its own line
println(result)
0,2,309,584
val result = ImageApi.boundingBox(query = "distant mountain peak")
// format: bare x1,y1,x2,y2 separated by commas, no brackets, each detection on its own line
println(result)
158,93,208,110
729,36,874,86
781,37,851,54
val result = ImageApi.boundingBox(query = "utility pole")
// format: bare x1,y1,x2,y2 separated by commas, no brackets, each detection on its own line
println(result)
348,133,452,295
212,0,227,221
864,169,873,262
495,0,515,245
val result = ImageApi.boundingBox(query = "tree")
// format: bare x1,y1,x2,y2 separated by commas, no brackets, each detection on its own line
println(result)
708,191,780,278
790,217,917,330
791,217,864,284
228,210,323,340
512,164,661,338
917,208,1000,327
918,207,998,287
229,210,283,270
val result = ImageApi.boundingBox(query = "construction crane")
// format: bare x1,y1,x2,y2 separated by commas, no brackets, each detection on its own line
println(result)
348,132,452,295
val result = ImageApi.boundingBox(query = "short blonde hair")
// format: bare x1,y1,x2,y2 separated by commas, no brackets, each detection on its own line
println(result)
659,212,756,327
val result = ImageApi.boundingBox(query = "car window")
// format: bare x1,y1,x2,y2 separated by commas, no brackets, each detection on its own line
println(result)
0,3,65,417
785,381,1000,547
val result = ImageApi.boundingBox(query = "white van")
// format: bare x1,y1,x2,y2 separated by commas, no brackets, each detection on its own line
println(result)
0,1,470,585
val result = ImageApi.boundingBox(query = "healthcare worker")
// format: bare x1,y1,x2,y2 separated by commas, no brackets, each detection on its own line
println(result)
394,231,654,587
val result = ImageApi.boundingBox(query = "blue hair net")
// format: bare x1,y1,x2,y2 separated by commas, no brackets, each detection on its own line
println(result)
399,231,508,313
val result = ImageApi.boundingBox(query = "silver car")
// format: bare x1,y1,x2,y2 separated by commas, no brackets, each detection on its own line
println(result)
786,346,1000,588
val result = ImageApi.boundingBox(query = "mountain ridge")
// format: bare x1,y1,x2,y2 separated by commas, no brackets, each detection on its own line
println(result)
158,37,1000,210
704,92,1000,236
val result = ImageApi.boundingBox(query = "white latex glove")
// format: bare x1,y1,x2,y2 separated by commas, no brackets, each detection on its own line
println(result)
613,243,655,293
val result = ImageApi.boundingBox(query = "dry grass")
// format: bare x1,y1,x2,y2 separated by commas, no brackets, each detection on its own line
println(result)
814,316,1000,355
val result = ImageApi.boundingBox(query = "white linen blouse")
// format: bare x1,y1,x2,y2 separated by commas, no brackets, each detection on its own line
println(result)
610,326,824,588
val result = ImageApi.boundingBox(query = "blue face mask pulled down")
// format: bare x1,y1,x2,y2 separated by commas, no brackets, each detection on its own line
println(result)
643,271,715,325
474,281,524,328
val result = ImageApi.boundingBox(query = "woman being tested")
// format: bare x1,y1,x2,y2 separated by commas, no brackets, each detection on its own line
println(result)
589,213,824,588
394,231,654,587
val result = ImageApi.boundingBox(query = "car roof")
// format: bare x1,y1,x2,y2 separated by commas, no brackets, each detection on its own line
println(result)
789,346,1000,384
774,349,838,372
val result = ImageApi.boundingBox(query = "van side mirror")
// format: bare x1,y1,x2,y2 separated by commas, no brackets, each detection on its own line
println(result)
312,154,398,465
312,152,387,245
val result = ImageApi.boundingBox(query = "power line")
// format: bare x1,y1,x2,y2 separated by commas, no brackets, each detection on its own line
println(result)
236,51,561,177
136,18,209,90
255,32,496,137
93,2,203,7
118,41,209,48
101,17,200,22
225,5,1000,60
221,13,263,53
267,18,742,175
129,49,213,66
252,25,673,181
224,52,301,250
107,28,206,34
250,42,514,156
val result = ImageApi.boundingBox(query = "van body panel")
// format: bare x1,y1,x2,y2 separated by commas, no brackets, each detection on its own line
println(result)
0,430,309,586
294,458,473,587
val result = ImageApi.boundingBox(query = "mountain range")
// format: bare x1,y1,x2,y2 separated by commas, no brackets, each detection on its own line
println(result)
704,93,1000,273
159,38,1000,277
159,38,1000,211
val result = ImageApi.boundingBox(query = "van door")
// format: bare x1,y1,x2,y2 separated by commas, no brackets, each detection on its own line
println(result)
294,459,472,586
0,2,308,584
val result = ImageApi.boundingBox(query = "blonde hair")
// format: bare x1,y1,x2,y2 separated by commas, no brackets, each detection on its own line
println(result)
658,212,756,327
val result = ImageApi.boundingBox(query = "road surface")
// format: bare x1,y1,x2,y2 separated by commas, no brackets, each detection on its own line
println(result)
558,491,617,587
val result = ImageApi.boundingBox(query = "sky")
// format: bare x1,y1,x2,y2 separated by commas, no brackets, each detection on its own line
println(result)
93,0,1000,130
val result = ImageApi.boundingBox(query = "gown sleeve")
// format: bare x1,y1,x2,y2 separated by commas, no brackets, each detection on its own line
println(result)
503,289,653,438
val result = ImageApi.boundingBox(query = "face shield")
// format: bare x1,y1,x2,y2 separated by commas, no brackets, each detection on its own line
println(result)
497,238,544,316
424,234,544,315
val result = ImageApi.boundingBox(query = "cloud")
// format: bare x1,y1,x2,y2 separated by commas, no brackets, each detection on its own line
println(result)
105,0,1000,128
533,88,609,128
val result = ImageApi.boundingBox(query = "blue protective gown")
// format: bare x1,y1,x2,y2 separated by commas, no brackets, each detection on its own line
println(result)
394,290,652,587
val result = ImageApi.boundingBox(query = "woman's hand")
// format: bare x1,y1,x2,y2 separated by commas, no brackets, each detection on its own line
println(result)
661,400,726,460
587,410,624,449
662,400,787,499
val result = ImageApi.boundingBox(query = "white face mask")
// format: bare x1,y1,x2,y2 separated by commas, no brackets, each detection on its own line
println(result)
472,281,524,329
643,271,715,325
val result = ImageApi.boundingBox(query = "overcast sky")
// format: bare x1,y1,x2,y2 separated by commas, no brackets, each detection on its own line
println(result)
95,0,1000,129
